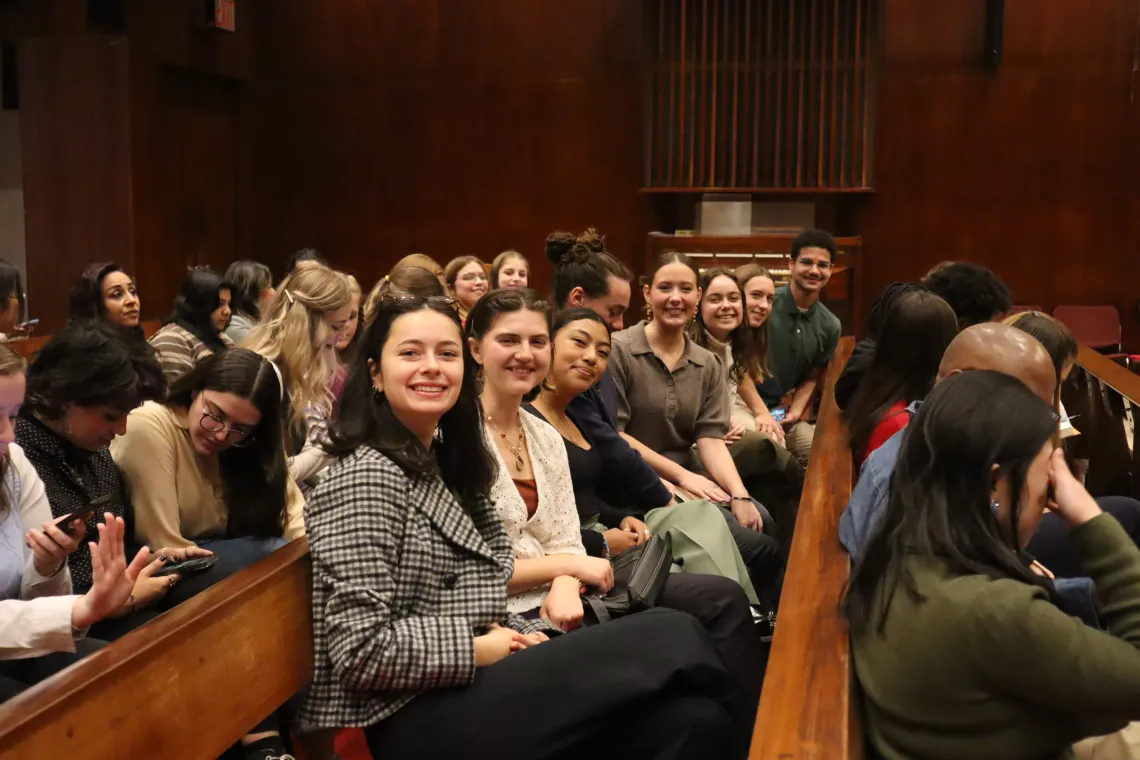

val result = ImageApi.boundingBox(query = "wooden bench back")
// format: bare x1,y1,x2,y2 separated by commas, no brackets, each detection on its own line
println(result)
9,320,162,360
750,336,863,760
0,539,314,760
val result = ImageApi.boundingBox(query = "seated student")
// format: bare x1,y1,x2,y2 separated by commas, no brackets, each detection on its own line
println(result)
838,265,1012,415
734,263,782,443
443,255,488,325
834,282,928,411
111,348,304,554
691,267,804,546
223,260,275,345
924,260,1013,330
0,259,32,342
844,370,1140,760
527,307,763,602
841,323,1056,556
545,233,781,594
68,262,144,340
471,289,766,733
299,292,745,760
754,229,842,466
1004,311,1140,576
13,322,198,629
490,249,529,289
149,267,235,383
242,262,353,484
2,511,149,701
610,253,782,552
0,343,152,698
845,290,958,468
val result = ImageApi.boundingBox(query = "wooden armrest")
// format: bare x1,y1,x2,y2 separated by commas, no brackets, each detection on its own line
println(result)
0,539,314,760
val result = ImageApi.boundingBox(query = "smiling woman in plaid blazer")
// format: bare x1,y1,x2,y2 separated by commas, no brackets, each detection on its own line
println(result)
297,293,747,760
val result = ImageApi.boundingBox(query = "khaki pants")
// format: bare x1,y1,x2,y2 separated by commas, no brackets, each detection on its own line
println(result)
782,421,815,468
1074,723,1140,759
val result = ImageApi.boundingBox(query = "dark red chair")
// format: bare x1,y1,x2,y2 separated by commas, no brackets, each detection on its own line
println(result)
1054,305,1122,352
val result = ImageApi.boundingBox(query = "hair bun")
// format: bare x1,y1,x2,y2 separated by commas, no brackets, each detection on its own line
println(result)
544,231,578,265
576,228,606,253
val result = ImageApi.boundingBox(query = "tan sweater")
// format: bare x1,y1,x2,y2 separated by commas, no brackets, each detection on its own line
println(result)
110,402,305,549
853,514,1140,760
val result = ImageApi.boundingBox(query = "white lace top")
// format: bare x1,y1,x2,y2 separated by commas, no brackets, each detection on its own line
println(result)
486,411,585,614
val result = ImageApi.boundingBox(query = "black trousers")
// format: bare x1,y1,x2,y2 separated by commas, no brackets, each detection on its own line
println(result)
1028,496,1140,579
364,608,744,760
0,637,106,703
656,572,767,735
717,505,784,607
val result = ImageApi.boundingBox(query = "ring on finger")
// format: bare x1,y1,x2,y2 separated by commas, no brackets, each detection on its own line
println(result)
167,576,177,588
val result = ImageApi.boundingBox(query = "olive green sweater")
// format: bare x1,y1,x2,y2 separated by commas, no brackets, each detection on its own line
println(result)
853,514,1140,760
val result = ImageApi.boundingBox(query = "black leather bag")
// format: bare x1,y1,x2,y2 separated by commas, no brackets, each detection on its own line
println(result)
582,533,674,625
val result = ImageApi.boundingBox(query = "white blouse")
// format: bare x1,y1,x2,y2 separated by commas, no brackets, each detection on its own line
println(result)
0,443,76,660
486,411,585,614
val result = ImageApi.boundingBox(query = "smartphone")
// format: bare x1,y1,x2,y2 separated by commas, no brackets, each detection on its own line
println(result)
15,319,38,330
52,493,114,531
153,555,219,578
770,407,787,423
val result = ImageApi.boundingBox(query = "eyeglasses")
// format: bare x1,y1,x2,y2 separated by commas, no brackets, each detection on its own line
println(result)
459,271,489,282
796,257,832,271
199,401,254,447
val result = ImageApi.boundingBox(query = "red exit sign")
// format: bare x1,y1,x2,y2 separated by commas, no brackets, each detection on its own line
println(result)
215,0,236,32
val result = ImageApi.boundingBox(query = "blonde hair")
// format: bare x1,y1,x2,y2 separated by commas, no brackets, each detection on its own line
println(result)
242,261,351,431
345,274,362,300
393,253,443,279
0,344,26,517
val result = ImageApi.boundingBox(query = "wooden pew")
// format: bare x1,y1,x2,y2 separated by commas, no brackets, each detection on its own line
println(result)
0,539,314,760
9,320,162,360
750,336,863,760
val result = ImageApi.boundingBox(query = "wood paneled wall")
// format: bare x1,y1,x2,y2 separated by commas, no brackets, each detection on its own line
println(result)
645,0,875,191
248,0,659,294
852,0,1140,347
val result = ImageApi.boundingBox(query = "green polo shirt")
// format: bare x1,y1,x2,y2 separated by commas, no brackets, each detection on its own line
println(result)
757,286,840,408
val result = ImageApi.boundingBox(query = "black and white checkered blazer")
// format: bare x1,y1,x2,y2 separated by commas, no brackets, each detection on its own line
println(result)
297,445,556,731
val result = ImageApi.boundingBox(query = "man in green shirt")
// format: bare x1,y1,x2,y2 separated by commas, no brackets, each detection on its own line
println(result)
757,229,841,465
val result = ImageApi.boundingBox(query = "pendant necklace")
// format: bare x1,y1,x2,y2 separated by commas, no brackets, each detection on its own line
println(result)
487,411,527,472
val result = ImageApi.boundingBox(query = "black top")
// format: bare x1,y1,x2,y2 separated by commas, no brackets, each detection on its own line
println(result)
522,401,642,562
564,371,671,512
15,411,137,593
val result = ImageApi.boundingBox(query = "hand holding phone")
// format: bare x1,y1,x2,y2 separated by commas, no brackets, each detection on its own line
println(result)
153,555,219,578
53,493,114,533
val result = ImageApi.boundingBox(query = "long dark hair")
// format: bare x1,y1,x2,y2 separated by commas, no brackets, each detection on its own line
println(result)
846,291,959,457
329,295,495,512
691,267,762,384
68,262,145,341
842,371,1059,634
24,320,166,420
167,349,288,538
224,260,273,321
165,268,231,352
466,288,552,403
0,259,24,324
546,229,631,308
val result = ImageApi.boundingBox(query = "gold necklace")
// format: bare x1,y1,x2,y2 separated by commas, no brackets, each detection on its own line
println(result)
534,396,586,446
486,411,527,472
